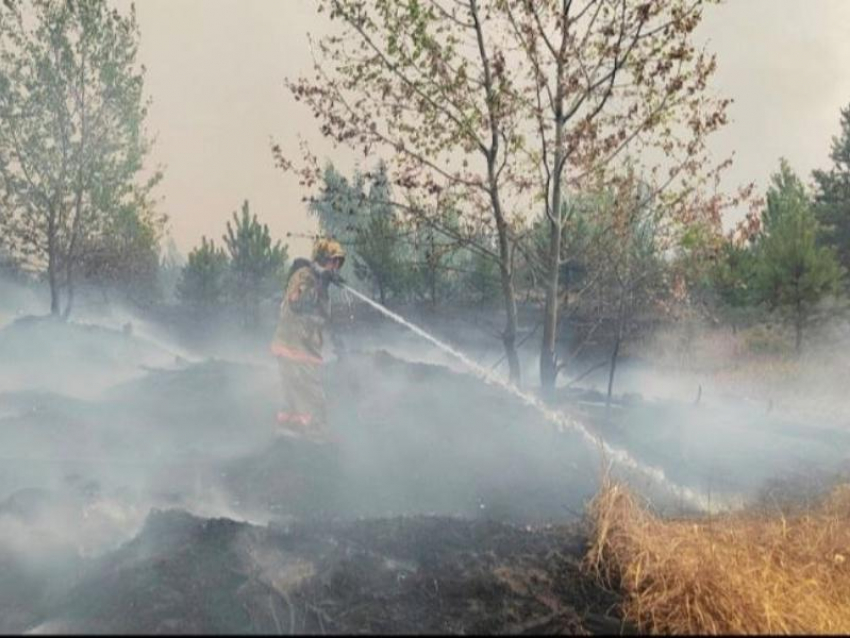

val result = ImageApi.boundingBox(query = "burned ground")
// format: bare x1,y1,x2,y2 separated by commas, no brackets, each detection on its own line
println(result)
0,316,847,634
25,509,630,635
0,318,616,634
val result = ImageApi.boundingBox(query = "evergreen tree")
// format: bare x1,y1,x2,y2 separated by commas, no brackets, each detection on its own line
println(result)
222,200,288,328
407,211,464,307
308,163,367,286
352,164,403,305
705,238,759,330
309,162,419,303
177,237,229,315
813,104,850,276
755,160,844,352
464,247,501,303
158,236,186,304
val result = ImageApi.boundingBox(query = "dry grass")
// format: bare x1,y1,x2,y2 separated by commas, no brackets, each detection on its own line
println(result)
583,477,850,635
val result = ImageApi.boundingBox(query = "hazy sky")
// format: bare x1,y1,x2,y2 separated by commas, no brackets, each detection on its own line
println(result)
115,0,850,258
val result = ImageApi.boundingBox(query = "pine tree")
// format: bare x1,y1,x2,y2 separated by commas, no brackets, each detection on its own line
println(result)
352,164,403,305
177,237,229,315
756,160,844,352
813,104,850,276
222,200,288,328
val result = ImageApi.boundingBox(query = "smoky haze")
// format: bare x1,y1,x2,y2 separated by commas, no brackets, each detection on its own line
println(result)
2,1,850,632
0,270,848,631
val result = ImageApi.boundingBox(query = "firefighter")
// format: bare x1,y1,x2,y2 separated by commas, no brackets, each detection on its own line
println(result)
271,238,346,442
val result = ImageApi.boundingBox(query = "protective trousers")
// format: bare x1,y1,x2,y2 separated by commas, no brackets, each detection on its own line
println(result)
274,346,328,433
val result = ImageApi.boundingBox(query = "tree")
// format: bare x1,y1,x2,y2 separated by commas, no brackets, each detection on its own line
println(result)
755,160,844,353
596,187,667,415
0,0,161,317
309,163,365,239
307,163,367,287
813,104,850,275
307,161,462,306
525,181,668,406
176,236,229,315
406,208,468,307
463,241,501,303
702,236,759,330
78,201,165,306
279,0,745,389
158,235,186,304
492,0,736,392
222,200,289,329
278,0,532,385
351,164,405,305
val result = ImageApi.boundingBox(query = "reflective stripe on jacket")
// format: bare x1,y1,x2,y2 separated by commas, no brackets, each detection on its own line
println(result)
270,341,323,365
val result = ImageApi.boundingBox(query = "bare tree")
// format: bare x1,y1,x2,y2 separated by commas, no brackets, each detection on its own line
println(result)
499,0,740,392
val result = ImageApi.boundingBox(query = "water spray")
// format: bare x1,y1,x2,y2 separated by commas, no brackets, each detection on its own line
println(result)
341,284,735,513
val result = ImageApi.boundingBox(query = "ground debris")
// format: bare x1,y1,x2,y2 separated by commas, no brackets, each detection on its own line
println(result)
28,509,629,635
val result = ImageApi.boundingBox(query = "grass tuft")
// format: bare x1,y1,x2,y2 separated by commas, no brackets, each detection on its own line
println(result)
584,476,850,634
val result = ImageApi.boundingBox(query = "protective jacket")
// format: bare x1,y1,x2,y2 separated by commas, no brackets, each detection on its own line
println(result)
271,258,333,433
272,258,331,362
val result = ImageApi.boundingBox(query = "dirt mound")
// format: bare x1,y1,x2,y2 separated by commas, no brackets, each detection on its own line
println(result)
27,508,628,635
220,350,600,523
0,316,179,397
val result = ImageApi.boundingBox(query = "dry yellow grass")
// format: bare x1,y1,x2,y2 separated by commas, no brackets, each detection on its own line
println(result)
583,477,850,635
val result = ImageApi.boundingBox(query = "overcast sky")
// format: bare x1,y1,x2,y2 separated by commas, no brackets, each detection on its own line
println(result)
115,0,850,258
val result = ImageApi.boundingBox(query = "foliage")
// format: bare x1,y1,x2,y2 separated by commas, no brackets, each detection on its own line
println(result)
404,209,468,306
813,103,850,276
709,239,757,311
278,0,752,388
158,236,186,304
78,202,166,306
0,0,161,316
176,236,229,315
277,0,533,382
309,161,475,306
222,200,289,328
463,245,501,303
753,160,844,351
351,166,407,305
497,0,739,389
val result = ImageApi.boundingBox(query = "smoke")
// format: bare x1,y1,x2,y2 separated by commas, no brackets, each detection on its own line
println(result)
0,277,44,330
0,275,848,632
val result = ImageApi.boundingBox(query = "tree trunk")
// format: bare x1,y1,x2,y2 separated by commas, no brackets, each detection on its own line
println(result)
540,116,566,396
540,205,562,395
48,249,61,316
430,268,437,310
605,294,627,420
488,167,521,386
62,274,76,320
794,302,803,354
605,334,621,420
47,215,61,316
470,0,520,386
499,258,521,385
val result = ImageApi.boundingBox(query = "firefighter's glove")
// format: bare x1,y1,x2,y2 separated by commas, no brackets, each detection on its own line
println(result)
321,269,346,287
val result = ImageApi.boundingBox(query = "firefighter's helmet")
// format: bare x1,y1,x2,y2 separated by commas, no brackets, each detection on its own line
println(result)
312,238,346,265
